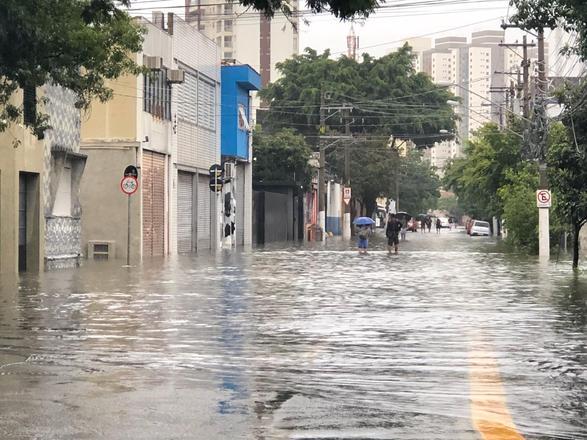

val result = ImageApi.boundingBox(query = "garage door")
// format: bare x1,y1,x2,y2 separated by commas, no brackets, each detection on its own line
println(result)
197,174,211,250
143,151,166,257
177,172,194,253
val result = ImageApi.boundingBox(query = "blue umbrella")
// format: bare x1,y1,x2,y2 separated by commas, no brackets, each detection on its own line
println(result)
353,216,375,226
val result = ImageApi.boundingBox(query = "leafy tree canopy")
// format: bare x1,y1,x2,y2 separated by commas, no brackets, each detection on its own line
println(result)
253,128,313,190
259,46,456,148
241,0,378,20
509,0,587,59
443,123,523,220
0,0,144,136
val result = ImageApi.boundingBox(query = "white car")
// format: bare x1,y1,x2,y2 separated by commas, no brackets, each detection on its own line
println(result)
470,220,491,236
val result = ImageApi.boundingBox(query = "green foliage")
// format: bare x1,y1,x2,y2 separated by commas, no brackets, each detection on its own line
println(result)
398,150,441,215
437,194,465,219
253,128,313,190
548,121,587,267
0,0,144,136
498,165,539,253
239,0,378,19
509,0,587,59
259,46,456,147
443,123,523,220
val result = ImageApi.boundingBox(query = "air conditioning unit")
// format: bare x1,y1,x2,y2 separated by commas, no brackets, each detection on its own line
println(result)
167,69,185,84
224,162,236,180
143,55,163,70
88,240,116,260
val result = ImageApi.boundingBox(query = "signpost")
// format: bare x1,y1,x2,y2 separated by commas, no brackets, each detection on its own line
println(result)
536,189,551,208
121,168,139,266
537,189,551,260
209,164,223,193
343,186,351,205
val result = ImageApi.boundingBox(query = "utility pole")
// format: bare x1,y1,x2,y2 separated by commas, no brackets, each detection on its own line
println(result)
343,111,352,240
318,91,326,241
498,37,534,119
536,28,550,260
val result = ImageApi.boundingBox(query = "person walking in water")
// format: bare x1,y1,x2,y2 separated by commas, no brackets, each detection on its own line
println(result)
386,213,402,254
436,218,442,234
356,224,371,254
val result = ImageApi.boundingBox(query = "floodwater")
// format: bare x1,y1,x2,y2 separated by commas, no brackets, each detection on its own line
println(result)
0,230,585,440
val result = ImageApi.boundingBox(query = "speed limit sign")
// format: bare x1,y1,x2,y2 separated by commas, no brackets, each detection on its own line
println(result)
121,176,139,195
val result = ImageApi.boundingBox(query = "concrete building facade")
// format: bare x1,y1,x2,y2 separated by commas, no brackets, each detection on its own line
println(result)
220,63,261,248
80,14,221,263
185,0,299,86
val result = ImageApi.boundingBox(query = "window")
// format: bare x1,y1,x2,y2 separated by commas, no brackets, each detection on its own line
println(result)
53,165,72,217
224,3,233,13
224,36,232,48
23,84,36,127
143,69,172,120
224,20,233,31
216,20,222,31
224,51,233,59
178,71,198,125
197,78,216,131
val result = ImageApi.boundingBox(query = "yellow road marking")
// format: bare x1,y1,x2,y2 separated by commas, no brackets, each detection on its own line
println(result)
469,348,525,440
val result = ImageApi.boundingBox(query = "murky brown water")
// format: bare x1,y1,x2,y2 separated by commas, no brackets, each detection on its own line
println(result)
0,230,585,439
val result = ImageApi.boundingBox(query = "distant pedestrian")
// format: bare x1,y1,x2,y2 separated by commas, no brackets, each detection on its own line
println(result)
420,219,426,233
436,218,442,234
356,225,371,254
386,213,402,254
400,220,407,241
426,217,432,233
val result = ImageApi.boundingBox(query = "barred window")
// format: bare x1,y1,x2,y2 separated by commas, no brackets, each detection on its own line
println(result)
143,69,172,120
178,71,198,125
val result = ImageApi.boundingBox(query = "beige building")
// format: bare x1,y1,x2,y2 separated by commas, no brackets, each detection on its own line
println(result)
0,82,86,274
185,0,299,86
80,14,221,263
0,97,45,273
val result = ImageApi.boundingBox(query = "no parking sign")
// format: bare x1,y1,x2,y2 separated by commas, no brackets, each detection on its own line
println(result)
536,190,551,208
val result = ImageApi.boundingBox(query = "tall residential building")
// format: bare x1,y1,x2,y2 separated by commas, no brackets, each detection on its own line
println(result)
185,0,299,86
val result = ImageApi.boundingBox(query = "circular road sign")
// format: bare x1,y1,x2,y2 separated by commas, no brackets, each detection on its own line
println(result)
121,176,139,195
536,189,551,208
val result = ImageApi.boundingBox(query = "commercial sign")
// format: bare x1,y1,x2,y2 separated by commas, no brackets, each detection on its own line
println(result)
536,189,551,208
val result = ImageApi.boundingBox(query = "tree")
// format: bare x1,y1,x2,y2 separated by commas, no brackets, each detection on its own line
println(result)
0,0,144,137
259,46,456,147
253,128,313,190
548,122,587,269
398,150,441,215
509,0,587,59
443,123,523,221
240,0,378,20
498,165,539,253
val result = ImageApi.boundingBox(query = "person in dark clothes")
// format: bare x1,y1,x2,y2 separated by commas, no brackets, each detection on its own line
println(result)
436,218,442,234
386,213,402,254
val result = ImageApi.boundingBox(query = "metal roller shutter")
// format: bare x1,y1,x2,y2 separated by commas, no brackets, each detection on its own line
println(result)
197,174,211,250
177,172,194,253
236,165,245,246
143,151,166,257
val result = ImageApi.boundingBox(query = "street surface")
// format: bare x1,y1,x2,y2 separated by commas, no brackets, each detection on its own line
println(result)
0,229,586,439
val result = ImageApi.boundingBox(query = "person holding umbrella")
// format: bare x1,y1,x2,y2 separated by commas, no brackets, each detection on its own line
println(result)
353,217,375,254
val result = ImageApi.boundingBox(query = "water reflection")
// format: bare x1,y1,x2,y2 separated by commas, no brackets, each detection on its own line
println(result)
0,231,585,439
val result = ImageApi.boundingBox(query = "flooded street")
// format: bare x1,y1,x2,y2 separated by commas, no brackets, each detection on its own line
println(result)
0,230,586,440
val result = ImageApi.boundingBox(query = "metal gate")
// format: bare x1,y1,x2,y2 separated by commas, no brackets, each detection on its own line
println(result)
142,151,166,257
197,174,211,250
236,165,245,246
18,174,27,271
177,171,194,253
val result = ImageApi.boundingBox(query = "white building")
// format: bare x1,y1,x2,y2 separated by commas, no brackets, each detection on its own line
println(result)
185,0,299,86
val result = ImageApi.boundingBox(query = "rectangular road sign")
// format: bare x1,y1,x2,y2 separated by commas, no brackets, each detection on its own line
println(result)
536,189,552,208
343,186,351,204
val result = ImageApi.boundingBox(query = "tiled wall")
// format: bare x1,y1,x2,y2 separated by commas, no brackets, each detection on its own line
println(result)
45,217,82,269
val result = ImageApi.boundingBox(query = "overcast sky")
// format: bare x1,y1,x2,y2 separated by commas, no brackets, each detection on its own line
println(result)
127,0,515,58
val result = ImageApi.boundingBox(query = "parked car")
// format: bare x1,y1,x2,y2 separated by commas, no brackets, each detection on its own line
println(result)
470,220,491,236
438,217,451,228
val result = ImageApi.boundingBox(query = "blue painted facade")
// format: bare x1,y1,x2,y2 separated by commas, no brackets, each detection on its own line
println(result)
220,65,262,160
